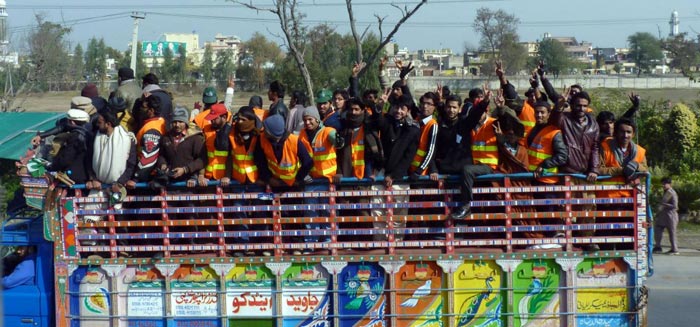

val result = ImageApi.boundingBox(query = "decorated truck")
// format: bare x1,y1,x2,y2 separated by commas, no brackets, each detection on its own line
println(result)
2,172,652,327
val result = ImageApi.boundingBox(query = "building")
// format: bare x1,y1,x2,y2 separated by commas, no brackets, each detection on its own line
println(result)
546,36,593,62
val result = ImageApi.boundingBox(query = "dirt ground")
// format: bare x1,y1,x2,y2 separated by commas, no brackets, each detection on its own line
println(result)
10,87,700,113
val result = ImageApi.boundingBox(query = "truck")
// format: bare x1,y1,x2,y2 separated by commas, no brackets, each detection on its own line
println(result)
2,171,652,327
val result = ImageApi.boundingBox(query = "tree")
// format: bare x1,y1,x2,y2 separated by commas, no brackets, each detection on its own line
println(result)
26,15,72,91
174,45,188,84
663,33,700,81
235,0,315,101
238,32,282,91
498,33,527,75
200,44,214,84
473,8,519,59
666,103,698,173
537,38,574,77
214,49,236,88
344,0,426,81
159,46,175,83
85,37,107,85
120,42,147,78
627,32,663,76
70,44,85,87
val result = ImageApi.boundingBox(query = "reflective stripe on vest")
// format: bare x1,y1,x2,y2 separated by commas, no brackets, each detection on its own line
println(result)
350,127,366,179
299,127,337,181
204,125,229,179
527,125,561,184
519,101,536,137
410,118,437,174
260,134,301,186
471,117,499,169
136,117,166,145
230,135,259,184
598,137,646,197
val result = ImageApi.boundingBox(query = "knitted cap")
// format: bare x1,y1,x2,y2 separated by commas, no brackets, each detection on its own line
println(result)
263,114,285,138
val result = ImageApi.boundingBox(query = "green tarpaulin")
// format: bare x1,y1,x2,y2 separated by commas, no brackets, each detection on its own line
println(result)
0,112,65,160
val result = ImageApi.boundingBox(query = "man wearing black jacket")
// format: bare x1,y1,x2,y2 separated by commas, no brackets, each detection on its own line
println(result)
370,94,419,242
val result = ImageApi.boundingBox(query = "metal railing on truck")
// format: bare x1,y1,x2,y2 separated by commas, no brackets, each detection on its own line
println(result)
22,173,652,327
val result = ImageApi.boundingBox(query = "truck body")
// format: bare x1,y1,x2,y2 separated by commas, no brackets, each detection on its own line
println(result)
2,173,652,327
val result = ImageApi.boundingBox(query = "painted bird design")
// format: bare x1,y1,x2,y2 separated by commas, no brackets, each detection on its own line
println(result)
457,276,494,326
400,280,432,308
518,278,543,326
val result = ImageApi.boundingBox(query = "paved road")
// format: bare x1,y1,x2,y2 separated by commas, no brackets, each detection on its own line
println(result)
646,251,700,327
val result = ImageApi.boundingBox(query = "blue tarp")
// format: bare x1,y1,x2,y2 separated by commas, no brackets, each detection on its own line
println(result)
0,112,65,160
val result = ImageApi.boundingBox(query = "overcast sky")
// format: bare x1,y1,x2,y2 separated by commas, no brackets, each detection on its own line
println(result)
6,0,700,53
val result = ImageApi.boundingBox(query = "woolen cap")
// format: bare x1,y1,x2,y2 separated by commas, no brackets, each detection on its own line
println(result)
66,109,90,122
172,106,190,123
302,106,321,122
204,103,228,121
81,84,99,98
118,67,135,80
263,114,285,138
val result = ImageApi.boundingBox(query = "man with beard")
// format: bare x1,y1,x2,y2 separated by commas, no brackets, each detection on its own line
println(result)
199,104,231,186
48,109,92,186
550,90,601,251
129,95,166,187
87,109,137,192
217,107,269,256
598,117,648,199
158,107,206,186
268,81,289,122
371,94,420,242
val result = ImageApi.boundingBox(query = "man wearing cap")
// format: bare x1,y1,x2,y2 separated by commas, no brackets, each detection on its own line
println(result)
114,67,143,132
137,73,173,126
193,86,222,129
199,103,231,186
654,177,679,255
315,89,342,131
48,109,92,185
159,107,206,186
268,81,289,122
129,95,167,187
299,106,342,247
82,83,108,112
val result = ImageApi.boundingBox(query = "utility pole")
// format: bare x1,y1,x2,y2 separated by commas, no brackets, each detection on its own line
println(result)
130,12,145,75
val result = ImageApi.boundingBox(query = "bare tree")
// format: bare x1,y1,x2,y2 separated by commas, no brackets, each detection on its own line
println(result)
234,0,314,101
345,0,427,78
473,8,519,58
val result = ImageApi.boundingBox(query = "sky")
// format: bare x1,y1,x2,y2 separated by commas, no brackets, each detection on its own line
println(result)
5,0,700,54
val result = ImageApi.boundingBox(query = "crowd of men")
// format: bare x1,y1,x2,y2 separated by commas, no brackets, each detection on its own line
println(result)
31,58,655,255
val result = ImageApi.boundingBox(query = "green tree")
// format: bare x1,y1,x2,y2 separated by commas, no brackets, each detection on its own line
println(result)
26,15,72,91
71,44,85,86
663,33,700,81
200,44,214,84
537,38,574,77
175,45,188,84
666,103,698,173
627,32,663,76
498,33,527,75
238,32,282,91
85,37,107,85
120,42,147,78
159,46,174,83
214,49,236,88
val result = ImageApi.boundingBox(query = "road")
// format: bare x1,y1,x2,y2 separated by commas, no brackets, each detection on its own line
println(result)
646,250,700,327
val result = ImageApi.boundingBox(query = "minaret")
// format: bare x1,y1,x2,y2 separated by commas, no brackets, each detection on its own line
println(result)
0,0,8,53
669,11,679,37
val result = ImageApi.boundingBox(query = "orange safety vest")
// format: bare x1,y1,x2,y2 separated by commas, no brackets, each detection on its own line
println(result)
598,137,646,198
194,109,232,130
253,108,269,122
410,118,438,174
136,117,166,149
260,134,301,186
299,127,337,181
349,126,366,179
229,135,259,184
519,101,536,138
527,125,561,184
203,125,229,179
471,117,498,169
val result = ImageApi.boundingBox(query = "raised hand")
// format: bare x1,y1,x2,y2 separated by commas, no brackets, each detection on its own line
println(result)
482,83,493,102
379,56,389,70
629,92,641,107
352,61,366,77
493,121,503,136
379,88,391,104
394,58,404,70
399,61,415,80
228,76,235,89
435,82,443,100
495,60,504,77
537,60,546,78
494,88,505,108
529,69,539,88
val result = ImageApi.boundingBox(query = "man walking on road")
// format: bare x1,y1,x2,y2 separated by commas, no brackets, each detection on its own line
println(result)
654,177,680,255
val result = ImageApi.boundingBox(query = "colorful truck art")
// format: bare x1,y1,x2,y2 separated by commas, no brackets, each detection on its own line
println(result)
454,260,505,327
338,263,387,327
395,261,446,327
575,258,630,327
281,263,332,327
513,260,561,327
226,265,276,327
